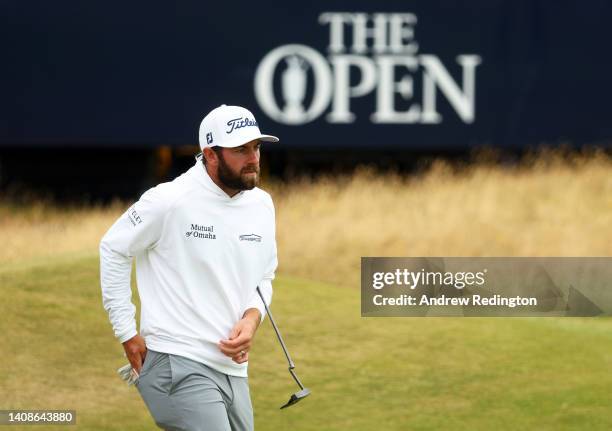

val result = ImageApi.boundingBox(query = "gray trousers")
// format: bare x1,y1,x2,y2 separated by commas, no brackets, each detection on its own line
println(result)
136,350,253,431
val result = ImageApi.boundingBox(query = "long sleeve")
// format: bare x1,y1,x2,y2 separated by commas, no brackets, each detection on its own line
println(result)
244,208,277,322
99,186,167,343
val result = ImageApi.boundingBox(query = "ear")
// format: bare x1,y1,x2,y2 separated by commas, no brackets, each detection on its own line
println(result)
203,147,218,166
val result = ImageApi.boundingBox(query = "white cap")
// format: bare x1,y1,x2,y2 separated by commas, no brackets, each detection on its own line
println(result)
199,104,279,150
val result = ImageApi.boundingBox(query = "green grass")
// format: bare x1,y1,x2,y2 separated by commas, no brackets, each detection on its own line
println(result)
1,256,612,430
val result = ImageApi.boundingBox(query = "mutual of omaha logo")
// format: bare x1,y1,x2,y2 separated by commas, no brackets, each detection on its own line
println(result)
186,224,216,239
239,234,262,242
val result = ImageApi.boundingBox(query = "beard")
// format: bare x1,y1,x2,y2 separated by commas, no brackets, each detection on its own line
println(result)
217,152,260,191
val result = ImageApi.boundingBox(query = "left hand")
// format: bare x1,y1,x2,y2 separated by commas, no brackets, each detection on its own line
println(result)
219,310,260,364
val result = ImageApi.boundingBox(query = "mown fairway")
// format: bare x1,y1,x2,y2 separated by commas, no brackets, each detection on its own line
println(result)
1,255,612,430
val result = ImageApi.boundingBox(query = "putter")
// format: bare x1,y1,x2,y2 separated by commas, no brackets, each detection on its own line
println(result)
256,286,310,409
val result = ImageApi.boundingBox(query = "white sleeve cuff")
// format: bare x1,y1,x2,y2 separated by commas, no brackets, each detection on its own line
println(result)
244,280,273,323
118,328,138,344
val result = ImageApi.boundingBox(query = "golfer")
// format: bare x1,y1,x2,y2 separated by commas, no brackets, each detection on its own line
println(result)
100,104,279,431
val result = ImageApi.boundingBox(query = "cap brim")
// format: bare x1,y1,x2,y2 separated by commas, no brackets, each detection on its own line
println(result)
258,134,279,143
215,134,279,148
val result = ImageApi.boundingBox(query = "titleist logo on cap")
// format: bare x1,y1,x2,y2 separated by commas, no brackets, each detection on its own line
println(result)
226,117,259,134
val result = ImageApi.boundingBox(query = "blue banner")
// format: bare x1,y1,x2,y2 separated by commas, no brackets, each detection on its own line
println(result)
1,1,611,149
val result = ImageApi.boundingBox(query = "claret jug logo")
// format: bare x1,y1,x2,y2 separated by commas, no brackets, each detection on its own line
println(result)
254,12,482,125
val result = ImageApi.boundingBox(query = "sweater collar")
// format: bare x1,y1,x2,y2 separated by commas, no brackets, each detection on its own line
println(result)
193,161,245,200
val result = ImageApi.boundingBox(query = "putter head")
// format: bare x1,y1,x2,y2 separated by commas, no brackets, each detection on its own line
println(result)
280,388,310,409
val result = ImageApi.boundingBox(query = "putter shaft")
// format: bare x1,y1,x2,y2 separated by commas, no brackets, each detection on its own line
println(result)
256,286,305,390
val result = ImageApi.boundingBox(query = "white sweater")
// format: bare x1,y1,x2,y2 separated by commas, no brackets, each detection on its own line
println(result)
100,162,277,377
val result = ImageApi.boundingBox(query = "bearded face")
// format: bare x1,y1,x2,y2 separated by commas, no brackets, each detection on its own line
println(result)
216,148,260,191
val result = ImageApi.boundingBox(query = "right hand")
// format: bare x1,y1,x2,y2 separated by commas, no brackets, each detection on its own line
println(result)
122,334,147,374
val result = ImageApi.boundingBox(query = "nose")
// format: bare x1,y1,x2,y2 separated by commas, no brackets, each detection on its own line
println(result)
247,147,260,164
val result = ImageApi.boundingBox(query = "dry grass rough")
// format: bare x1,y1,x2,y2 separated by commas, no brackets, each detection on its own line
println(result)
2,153,611,288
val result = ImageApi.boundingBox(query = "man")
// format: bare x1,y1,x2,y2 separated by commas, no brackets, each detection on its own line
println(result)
100,104,279,431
